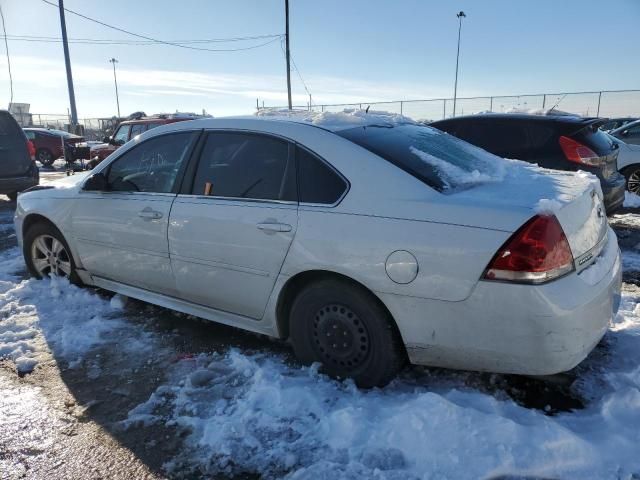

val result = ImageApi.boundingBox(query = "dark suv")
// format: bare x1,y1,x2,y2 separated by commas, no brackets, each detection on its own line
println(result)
431,113,625,213
1,111,38,201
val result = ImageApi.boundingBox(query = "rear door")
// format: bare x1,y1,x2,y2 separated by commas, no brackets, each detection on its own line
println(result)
168,131,297,319
72,131,198,295
0,112,31,177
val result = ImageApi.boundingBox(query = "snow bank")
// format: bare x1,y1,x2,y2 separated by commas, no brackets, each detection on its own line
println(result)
0,246,153,373
125,281,640,480
624,192,640,208
256,108,416,130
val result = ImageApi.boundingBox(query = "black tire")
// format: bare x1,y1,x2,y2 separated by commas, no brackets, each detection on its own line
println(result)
23,222,81,284
36,148,54,167
6,192,17,201
622,165,640,194
289,278,406,388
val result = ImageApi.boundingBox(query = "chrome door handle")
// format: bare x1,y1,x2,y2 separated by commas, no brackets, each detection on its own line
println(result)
138,208,163,220
257,222,292,232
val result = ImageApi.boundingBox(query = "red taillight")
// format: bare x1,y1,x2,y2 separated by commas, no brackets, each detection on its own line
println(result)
484,215,574,284
559,136,602,166
27,139,36,160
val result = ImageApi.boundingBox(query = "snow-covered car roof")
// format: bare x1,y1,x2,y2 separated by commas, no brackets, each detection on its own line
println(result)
252,108,418,132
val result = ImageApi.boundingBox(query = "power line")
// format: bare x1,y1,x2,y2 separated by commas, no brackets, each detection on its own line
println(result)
0,4,13,108
280,37,312,99
40,0,282,52
7,34,282,51
4,33,284,45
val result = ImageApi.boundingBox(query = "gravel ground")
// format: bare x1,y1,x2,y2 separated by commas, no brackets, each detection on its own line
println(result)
1,167,639,479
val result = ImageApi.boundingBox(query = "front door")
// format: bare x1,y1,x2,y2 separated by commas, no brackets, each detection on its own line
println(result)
169,131,297,319
72,131,198,295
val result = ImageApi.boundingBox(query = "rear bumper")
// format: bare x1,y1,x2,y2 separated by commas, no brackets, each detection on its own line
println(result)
601,172,626,214
380,231,621,376
0,172,39,195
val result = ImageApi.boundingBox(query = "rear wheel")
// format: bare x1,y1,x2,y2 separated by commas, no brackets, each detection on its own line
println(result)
623,165,640,194
23,223,80,284
289,278,406,388
36,148,54,167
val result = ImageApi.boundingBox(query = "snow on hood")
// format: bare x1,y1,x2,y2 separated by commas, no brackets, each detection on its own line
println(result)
255,108,417,131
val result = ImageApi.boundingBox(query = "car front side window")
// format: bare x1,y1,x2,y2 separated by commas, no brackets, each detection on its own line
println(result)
191,132,295,201
113,125,131,145
106,132,195,193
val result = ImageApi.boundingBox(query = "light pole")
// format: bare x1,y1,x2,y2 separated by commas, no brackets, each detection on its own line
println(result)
109,58,121,117
452,11,466,117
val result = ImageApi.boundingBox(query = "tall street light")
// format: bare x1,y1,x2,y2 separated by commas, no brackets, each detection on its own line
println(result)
452,11,466,117
109,57,121,118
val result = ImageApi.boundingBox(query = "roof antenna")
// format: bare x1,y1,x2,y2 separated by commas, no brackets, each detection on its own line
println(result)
365,105,370,113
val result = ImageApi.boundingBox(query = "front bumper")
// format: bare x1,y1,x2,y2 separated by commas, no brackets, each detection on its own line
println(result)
379,232,622,376
601,172,626,214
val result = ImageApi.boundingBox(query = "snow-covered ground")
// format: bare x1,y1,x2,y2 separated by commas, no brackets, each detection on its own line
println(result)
1,194,640,478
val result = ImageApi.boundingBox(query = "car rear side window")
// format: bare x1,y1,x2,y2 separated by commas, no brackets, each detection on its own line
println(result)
297,147,347,204
191,132,295,201
130,124,146,138
337,124,506,191
106,132,194,193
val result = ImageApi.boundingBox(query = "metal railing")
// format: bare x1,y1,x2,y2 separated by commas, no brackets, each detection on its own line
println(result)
258,89,640,121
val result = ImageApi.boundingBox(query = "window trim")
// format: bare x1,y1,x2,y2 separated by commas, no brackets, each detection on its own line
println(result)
294,144,350,208
180,129,297,205
81,130,201,195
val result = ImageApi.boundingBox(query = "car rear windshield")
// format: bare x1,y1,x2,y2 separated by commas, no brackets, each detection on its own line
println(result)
336,123,506,192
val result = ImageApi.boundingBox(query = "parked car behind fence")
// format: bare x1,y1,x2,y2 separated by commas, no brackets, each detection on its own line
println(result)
23,127,86,166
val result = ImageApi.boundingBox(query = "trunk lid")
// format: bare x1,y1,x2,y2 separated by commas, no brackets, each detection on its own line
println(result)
452,160,608,263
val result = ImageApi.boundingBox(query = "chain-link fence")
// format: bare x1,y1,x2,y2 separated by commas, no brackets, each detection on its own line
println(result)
259,89,640,122
11,112,120,140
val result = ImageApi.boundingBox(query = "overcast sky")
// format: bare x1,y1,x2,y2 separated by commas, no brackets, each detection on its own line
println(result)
1,0,639,118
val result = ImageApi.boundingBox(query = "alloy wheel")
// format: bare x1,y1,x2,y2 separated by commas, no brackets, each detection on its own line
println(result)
628,169,640,194
30,234,72,277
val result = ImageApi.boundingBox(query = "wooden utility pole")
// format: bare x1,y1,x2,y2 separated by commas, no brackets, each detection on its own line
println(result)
285,0,292,109
58,0,78,128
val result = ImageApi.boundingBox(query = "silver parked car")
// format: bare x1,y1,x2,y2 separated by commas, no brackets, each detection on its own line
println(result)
610,119,640,146
14,115,621,387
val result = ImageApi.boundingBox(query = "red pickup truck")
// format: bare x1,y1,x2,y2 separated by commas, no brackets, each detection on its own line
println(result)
88,114,203,168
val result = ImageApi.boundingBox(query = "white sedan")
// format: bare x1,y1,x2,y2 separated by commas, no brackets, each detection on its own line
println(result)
610,134,640,193
14,113,622,387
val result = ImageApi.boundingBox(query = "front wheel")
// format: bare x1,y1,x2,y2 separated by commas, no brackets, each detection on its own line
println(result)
23,223,80,283
622,165,640,194
289,279,406,388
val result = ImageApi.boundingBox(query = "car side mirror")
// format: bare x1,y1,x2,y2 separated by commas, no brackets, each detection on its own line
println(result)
83,172,108,191
102,135,111,143
621,130,629,137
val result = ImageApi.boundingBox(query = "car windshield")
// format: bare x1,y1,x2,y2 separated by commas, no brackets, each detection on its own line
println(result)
336,123,506,192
